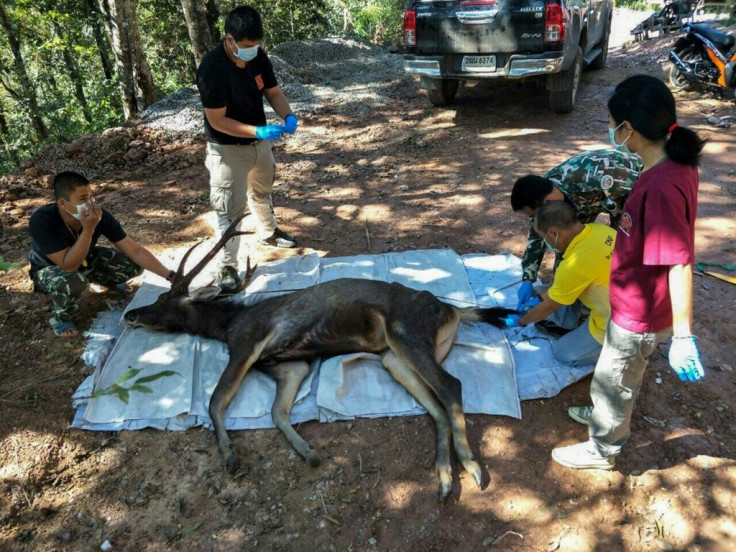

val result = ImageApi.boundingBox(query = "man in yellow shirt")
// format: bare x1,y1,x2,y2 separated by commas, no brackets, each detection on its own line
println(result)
504,201,615,366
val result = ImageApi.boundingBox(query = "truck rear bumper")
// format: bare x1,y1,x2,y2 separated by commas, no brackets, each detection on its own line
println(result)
403,54,564,80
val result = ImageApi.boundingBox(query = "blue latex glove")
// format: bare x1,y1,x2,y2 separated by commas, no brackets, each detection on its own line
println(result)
255,125,285,141
519,296,541,313
517,281,534,311
284,114,298,134
503,314,521,328
668,336,705,382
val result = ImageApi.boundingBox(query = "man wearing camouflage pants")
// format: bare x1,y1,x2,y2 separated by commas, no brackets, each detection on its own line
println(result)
29,171,175,337
510,149,642,334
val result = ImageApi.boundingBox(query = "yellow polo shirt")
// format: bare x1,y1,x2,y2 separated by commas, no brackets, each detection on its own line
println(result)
547,223,615,344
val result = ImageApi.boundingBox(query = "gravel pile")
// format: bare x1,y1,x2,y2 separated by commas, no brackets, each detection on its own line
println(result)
139,36,407,134
139,86,203,133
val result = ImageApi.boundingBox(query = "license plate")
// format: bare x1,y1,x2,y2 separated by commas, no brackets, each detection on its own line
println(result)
462,55,496,72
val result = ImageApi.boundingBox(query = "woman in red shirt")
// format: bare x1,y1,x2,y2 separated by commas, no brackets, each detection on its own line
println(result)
552,75,706,470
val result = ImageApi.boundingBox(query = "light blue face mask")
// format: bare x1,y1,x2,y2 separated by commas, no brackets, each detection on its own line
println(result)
543,230,561,254
228,36,259,62
609,122,632,153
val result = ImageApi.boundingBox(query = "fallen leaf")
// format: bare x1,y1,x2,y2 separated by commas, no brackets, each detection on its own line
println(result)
642,415,666,427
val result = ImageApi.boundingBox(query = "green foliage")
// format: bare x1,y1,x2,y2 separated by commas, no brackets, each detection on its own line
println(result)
91,367,181,404
345,0,405,45
0,254,22,271
615,0,656,10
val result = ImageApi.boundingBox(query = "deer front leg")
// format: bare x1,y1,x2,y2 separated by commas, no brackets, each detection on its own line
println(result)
266,360,321,467
381,350,454,501
209,334,273,473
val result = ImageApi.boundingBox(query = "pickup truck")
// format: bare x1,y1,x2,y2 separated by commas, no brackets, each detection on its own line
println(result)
402,0,613,113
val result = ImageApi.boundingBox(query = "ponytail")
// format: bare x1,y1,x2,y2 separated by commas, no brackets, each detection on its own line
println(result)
665,125,706,167
608,75,706,167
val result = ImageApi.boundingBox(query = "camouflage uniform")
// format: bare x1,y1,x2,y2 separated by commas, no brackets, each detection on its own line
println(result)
32,247,142,323
522,149,643,282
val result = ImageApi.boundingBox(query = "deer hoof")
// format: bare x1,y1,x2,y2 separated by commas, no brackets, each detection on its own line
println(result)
306,450,322,467
438,481,453,502
466,460,483,489
225,453,240,474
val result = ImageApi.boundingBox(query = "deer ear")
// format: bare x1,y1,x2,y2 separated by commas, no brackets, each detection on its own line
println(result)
189,285,222,301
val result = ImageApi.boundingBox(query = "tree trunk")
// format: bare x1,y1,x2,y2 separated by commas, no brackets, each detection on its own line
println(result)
53,20,93,124
0,4,49,140
0,105,19,167
98,0,156,120
86,0,114,80
205,0,220,43
180,0,214,67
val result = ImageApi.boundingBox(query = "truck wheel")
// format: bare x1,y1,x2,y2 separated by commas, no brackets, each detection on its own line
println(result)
548,46,583,114
426,79,459,107
588,18,611,70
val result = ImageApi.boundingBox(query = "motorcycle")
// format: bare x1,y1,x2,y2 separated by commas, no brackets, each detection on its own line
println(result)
669,23,736,97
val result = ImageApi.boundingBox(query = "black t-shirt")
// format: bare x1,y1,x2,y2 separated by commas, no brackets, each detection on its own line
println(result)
28,203,127,276
196,41,279,145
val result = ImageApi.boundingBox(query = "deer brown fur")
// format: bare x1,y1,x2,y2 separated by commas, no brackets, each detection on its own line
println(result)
124,217,516,501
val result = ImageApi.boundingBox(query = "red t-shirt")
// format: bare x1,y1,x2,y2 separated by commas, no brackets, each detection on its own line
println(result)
609,159,698,333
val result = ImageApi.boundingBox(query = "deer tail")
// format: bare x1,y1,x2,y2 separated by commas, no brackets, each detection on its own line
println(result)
460,307,518,328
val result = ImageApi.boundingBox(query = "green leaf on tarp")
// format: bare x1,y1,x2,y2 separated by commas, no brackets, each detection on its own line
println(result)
117,367,143,385
134,370,180,384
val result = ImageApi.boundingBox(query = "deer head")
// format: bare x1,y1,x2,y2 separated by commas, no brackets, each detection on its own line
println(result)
125,215,257,333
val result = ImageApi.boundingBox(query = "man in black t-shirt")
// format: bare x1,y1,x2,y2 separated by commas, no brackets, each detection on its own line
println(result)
197,6,300,291
29,171,175,337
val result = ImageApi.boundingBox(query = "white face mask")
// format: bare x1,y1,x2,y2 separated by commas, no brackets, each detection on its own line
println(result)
63,200,88,221
228,36,259,62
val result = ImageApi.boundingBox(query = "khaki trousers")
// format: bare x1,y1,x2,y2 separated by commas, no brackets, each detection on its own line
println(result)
205,141,276,266
588,320,671,458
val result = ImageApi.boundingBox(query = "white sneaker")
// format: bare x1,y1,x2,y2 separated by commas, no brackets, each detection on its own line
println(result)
568,405,593,425
551,441,615,470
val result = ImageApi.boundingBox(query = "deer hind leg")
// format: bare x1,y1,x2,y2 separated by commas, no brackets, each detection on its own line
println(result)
433,315,483,490
386,323,482,494
381,349,454,501
266,360,321,467
209,334,273,473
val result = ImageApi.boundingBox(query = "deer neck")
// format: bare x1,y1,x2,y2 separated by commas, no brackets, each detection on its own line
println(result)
185,301,243,341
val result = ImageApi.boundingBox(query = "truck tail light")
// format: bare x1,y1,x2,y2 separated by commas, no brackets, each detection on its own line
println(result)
544,2,567,43
403,9,416,47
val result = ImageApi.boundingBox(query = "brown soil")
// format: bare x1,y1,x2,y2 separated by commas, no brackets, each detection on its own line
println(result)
1,33,736,552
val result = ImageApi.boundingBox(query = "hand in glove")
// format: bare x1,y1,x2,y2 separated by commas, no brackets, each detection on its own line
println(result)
519,296,541,313
284,114,298,134
668,336,705,382
503,314,521,328
517,281,534,311
255,125,285,141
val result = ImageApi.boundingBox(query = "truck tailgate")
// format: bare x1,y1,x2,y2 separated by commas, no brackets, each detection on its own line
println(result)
414,0,547,55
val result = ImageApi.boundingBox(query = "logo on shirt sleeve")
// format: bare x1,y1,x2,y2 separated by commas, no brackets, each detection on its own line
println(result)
619,212,632,237
254,74,264,90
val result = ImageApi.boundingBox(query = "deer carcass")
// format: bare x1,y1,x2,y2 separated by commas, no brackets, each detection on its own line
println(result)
124,216,516,501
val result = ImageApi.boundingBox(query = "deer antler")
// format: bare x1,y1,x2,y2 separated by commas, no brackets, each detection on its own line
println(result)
170,215,254,295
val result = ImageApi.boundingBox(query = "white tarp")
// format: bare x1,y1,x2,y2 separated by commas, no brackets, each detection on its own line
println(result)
72,249,595,432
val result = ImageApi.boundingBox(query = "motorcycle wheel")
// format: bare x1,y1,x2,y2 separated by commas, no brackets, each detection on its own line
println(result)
669,46,697,91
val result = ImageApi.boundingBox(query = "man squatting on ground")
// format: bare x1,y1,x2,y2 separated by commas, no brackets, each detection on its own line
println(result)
551,75,706,470
29,171,175,337
197,5,300,292
503,201,615,367
510,149,642,333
